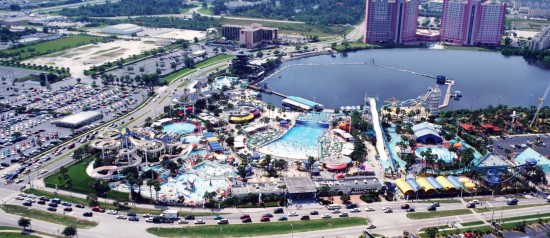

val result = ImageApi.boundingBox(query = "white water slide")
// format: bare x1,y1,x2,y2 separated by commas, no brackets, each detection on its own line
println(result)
369,98,389,162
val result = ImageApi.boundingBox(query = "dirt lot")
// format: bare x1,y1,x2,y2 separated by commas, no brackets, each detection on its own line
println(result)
23,39,159,78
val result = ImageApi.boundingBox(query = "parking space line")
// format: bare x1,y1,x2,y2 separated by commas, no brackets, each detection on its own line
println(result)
486,201,493,207
455,216,463,223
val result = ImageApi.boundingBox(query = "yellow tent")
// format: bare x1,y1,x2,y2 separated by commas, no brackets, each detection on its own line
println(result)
207,137,219,142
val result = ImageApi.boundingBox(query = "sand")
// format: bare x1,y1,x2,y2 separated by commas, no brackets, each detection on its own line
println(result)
23,40,159,79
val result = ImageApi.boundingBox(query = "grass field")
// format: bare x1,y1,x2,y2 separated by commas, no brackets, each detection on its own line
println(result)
220,18,350,37
0,205,98,229
442,45,494,51
332,42,382,52
44,157,95,195
497,212,550,222
406,209,472,219
415,199,461,204
460,221,485,226
1,35,104,59
0,233,40,238
474,203,549,213
147,217,367,237
163,54,234,83
197,7,212,15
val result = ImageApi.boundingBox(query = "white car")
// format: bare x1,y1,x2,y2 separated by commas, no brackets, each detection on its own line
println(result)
15,196,24,200
142,213,153,218
39,170,48,175
145,218,154,223
350,208,361,213
470,200,480,204
331,209,341,214
288,212,299,217
116,215,127,219
322,214,332,219
178,219,189,224
107,210,118,215
194,219,205,224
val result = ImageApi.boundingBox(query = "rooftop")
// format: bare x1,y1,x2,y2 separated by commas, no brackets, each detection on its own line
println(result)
55,111,101,125
286,96,323,108
515,148,550,172
284,177,317,194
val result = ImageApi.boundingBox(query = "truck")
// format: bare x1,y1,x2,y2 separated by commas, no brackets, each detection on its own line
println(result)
162,210,179,220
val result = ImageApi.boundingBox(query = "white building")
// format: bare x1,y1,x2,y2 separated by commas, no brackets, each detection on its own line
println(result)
530,25,550,50
53,111,103,128
101,24,143,35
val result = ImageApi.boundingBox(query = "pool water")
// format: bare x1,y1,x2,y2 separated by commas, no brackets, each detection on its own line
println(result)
194,161,236,177
260,125,326,159
415,147,457,163
163,123,197,134
212,76,239,90
157,173,229,202
182,135,201,144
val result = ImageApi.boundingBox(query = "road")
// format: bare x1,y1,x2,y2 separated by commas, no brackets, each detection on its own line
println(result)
1,185,549,238
345,19,366,42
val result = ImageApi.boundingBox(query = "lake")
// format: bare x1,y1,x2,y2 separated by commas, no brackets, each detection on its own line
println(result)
261,48,550,110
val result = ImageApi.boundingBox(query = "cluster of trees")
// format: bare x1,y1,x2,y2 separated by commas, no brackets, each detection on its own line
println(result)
59,0,192,17
227,0,365,25
221,193,284,208
127,14,219,31
0,26,37,42
501,47,550,66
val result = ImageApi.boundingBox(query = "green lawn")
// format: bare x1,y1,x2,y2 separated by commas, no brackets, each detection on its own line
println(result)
442,45,494,51
496,212,550,222
220,18,350,37
44,157,95,195
474,203,549,213
0,205,97,229
147,217,367,237
0,226,18,230
460,221,485,226
406,209,472,219
197,7,212,15
415,199,461,204
0,233,40,238
332,42,382,52
0,35,104,59
163,54,234,83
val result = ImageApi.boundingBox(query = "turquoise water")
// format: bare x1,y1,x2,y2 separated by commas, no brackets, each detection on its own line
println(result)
261,125,326,159
182,135,201,144
386,128,408,169
188,149,206,157
415,146,457,163
194,162,236,177
212,76,239,90
158,173,229,202
163,123,197,134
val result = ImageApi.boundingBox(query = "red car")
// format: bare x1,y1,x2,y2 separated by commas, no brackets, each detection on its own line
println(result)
91,206,105,212
239,214,250,220
260,217,270,222
241,218,252,223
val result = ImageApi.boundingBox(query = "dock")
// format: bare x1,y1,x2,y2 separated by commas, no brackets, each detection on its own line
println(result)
247,84,287,98
438,80,454,109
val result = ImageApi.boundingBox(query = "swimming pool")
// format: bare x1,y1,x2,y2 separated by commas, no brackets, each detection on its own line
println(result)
163,123,197,134
194,161,236,177
157,173,229,202
212,76,239,90
415,147,457,163
260,125,326,159
182,135,201,144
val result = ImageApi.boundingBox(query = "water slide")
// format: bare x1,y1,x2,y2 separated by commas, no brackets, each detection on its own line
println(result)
88,151,143,179
368,98,389,162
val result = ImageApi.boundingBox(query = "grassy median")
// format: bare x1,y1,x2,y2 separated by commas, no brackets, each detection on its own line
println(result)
147,217,367,237
0,233,40,238
0,205,97,229
406,209,472,219
163,54,234,83
474,203,549,213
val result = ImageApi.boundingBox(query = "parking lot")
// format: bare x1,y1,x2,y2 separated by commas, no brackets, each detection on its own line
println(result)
0,66,43,83
0,83,147,176
491,134,550,157
107,45,217,79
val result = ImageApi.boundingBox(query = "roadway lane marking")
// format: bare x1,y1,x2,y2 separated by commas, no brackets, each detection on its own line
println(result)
486,201,493,207
455,216,463,223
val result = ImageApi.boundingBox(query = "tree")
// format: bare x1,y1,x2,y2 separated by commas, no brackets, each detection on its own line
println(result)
18,217,31,230
340,194,351,204
153,181,161,200
256,51,264,58
146,179,155,200
193,37,199,43
425,227,438,238
184,57,194,68
225,136,234,147
61,226,77,237
76,78,81,84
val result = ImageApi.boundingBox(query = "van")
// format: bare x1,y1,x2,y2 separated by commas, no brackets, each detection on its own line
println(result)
327,205,341,210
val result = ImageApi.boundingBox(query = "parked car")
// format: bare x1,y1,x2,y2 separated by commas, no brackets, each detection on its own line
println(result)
262,213,273,218
406,208,416,212
427,205,437,211
288,212,298,217
300,215,310,220
47,207,57,212
310,210,319,215
117,215,127,220
339,212,349,217
322,214,332,219
23,201,32,206
277,216,288,221
194,219,205,225
37,200,45,205
177,219,188,224
345,203,358,209
507,198,518,205
365,207,375,212
184,215,195,220
83,212,93,217
466,203,476,208
241,218,252,223
213,215,224,220
260,217,270,222
273,208,284,214
401,204,410,209
107,210,118,215
75,204,85,208
92,206,105,212
64,207,72,212
129,216,139,221
239,214,250,220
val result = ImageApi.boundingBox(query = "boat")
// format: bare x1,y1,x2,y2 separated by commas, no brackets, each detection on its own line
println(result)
330,54,336,58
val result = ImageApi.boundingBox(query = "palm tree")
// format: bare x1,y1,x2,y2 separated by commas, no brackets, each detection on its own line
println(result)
146,179,155,200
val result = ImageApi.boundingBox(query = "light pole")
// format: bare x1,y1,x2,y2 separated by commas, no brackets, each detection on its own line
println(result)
291,223,294,238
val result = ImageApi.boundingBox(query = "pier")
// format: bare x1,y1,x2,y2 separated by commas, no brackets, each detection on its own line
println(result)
247,84,287,98
438,80,455,109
